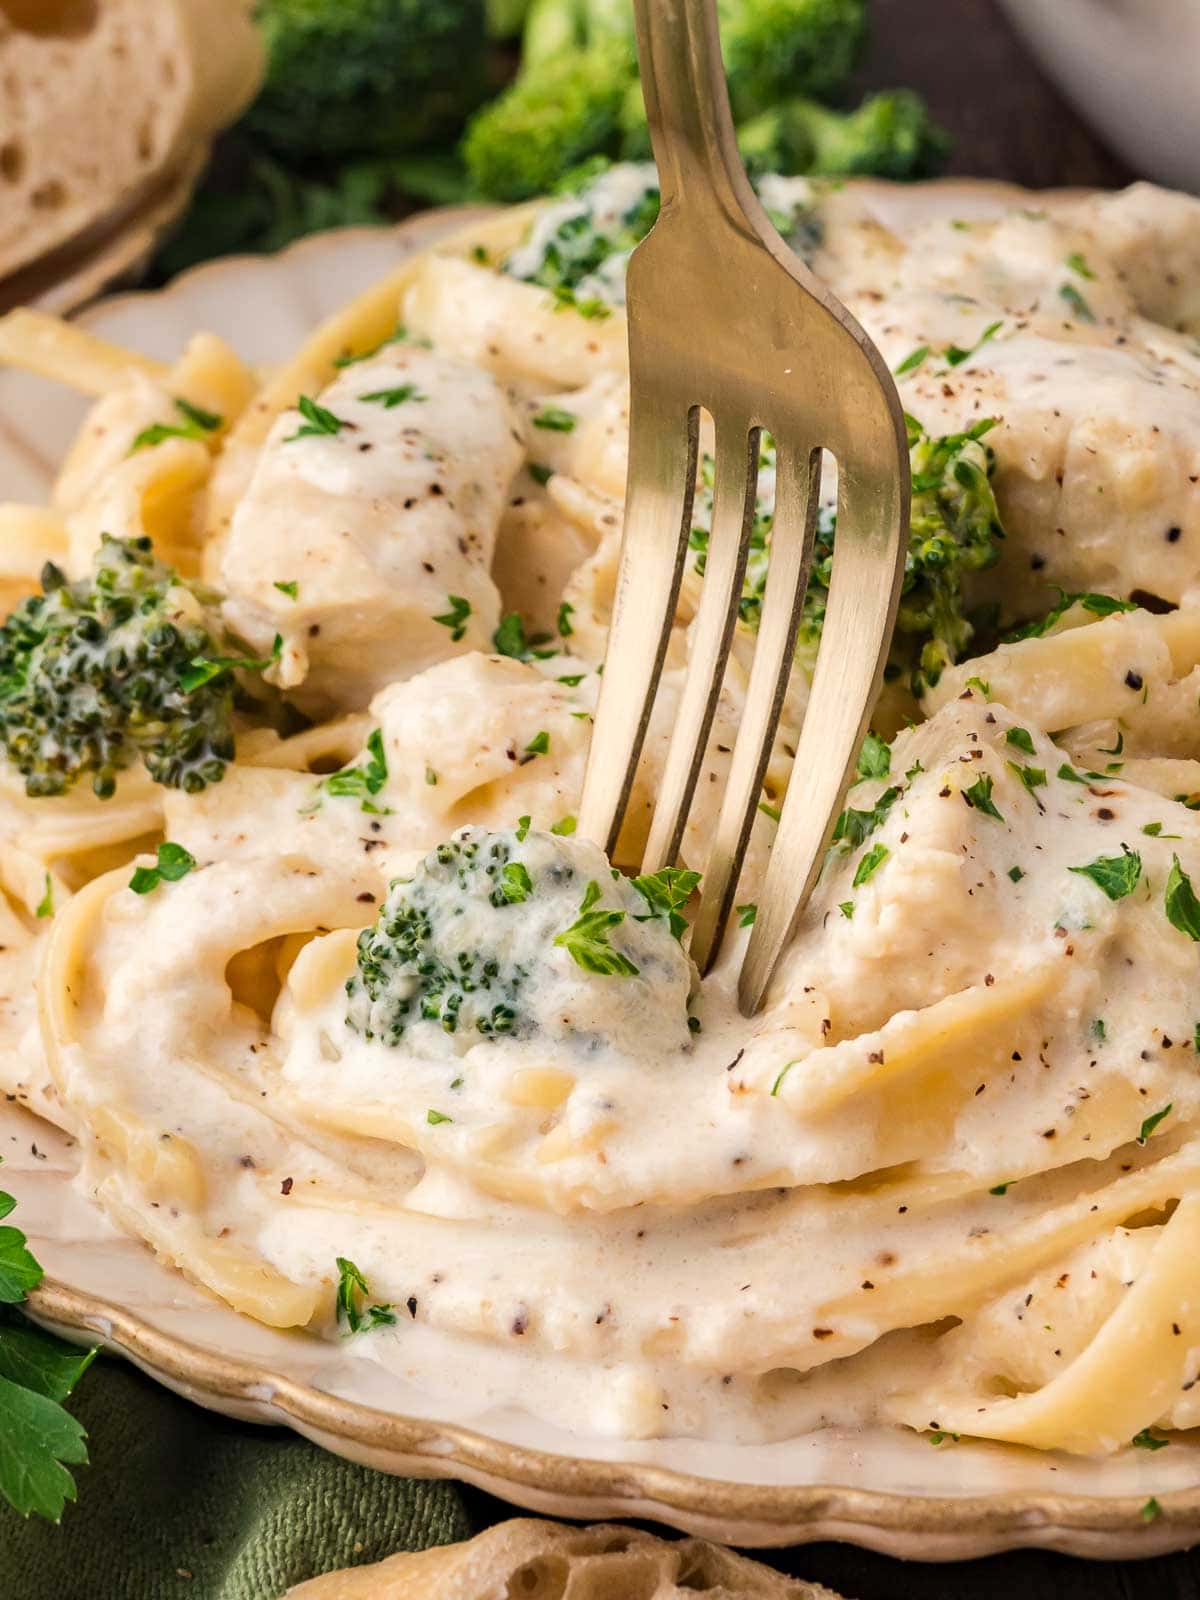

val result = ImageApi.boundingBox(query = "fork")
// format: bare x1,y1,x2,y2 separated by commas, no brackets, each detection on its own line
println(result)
575,0,911,1015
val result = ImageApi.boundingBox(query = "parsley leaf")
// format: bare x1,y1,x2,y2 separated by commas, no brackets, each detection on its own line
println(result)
273,579,299,600
1137,1103,1173,1145
334,1257,396,1335
432,595,472,642
556,601,574,638
631,867,701,939
322,729,389,812
34,875,53,921
1066,251,1096,280
852,842,889,887
523,731,549,757
515,815,531,843
554,881,639,977
1068,846,1142,901
1141,1497,1163,1523
1006,727,1036,756
426,1109,453,1126
838,900,855,919
550,815,576,836
1132,1429,1169,1451
499,862,533,904
1165,855,1200,940
358,385,426,408
894,345,929,376
856,731,891,780
737,902,757,927
285,394,348,441
964,773,1004,821
531,406,577,432
1058,282,1096,323
130,396,223,453
1008,761,1047,797
833,786,900,850
180,634,281,693
129,841,197,895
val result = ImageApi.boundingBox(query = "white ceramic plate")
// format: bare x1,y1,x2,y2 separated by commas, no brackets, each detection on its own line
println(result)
4,192,1200,1558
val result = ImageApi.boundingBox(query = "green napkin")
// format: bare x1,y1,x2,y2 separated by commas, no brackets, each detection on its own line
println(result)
0,1357,471,1599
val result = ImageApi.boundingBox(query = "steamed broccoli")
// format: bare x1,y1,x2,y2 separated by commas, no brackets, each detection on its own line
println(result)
0,536,273,800
689,417,1004,696
346,825,694,1056
463,0,921,201
245,0,490,161
738,89,952,180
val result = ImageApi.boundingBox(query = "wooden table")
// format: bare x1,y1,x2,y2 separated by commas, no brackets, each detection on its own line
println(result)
768,5,1179,1593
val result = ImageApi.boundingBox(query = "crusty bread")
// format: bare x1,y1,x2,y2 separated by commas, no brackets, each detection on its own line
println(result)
283,1519,848,1600
0,0,262,283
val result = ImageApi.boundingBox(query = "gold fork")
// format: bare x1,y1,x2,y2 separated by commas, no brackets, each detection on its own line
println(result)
576,0,911,1015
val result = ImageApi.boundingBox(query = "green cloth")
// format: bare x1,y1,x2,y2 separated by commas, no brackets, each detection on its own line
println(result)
0,1357,472,1600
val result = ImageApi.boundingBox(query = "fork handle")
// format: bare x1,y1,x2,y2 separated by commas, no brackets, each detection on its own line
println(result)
633,0,751,217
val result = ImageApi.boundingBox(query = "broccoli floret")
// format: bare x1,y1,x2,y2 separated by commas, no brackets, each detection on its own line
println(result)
463,0,885,200
346,826,695,1057
719,0,868,117
738,89,951,180
245,0,489,161
690,417,1004,695
0,535,270,800
503,160,822,312
462,38,636,203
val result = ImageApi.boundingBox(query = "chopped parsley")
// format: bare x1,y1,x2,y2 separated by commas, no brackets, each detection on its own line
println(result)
944,319,1003,368
285,394,349,441
499,862,533,903
1065,251,1096,280
1132,1429,1169,1451
1092,1018,1107,1043
528,463,553,486
1165,855,1200,940
630,867,701,939
273,579,299,600
856,731,891,780
129,841,197,895
1057,763,1088,785
1007,588,1135,641
180,634,281,694
1008,761,1047,797
515,815,531,842
433,595,472,642
1140,1497,1163,1523
531,406,577,432
894,345,930,376
1005,727,1036,756
426,1109,453,1126
130,396,223,453
964,774,1004,821
523,730,550,756
771,1059,798,1096
989,1182,1012,1195
737,903,757,928
554,880,638,977
833,786,900,850
1068,846,1142,901
34,874,53,920
556,601,575,638
1137,1103,1173,1145
838,901,855,919
550,815,576,836
358,384,426,407
334,1257,396,1334
853,843,889,887
321,728,389,812
1008,866,1025,883
1058,282,1096,323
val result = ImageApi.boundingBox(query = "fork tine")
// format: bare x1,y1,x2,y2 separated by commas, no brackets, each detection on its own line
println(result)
641,417,760,875
737,455,908,1014
577,397,699,858
689,441,822,973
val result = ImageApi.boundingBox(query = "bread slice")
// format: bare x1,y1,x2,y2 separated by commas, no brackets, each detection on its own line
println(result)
283,1519,847,1600
0,0,262,283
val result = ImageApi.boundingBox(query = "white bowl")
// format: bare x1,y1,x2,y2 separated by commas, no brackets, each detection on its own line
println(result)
997,0,1200,193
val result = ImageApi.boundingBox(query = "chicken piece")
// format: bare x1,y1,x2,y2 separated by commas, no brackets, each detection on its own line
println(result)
218,344,525,717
